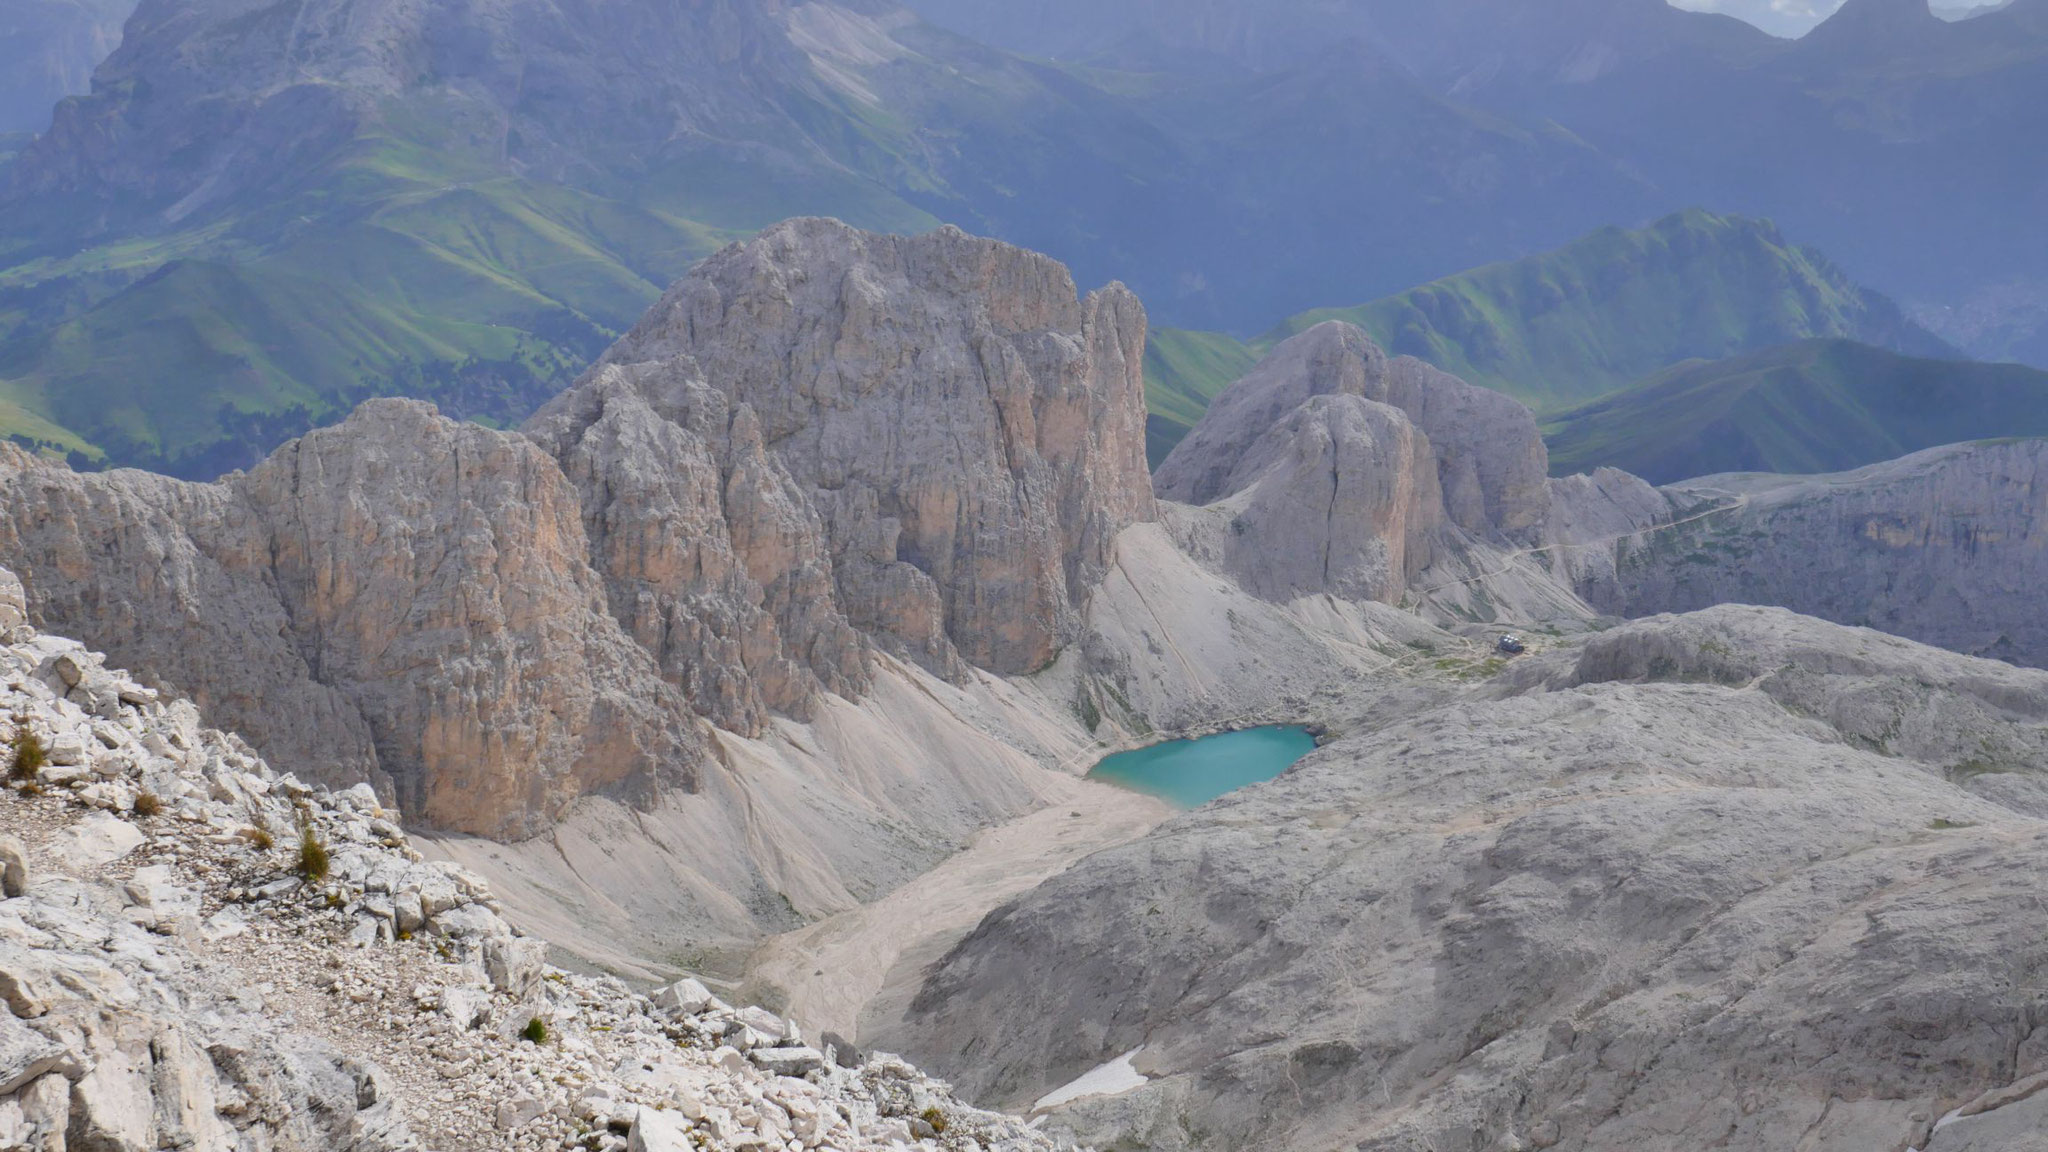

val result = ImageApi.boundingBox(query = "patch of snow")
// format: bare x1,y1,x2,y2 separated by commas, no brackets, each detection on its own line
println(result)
1032,1048,1149,1112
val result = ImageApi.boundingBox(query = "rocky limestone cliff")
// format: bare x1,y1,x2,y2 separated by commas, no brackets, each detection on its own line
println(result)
0,219,1156,858
553,217,1155,680
0,403,704,842
1179,394,1447,604
1156,321,1550,545
1552,439,2048,670
887,606,2048,1152
1152,321,1574,616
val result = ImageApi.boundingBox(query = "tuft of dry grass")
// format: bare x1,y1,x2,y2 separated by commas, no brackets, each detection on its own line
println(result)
8,719,46,782
296,824,329,882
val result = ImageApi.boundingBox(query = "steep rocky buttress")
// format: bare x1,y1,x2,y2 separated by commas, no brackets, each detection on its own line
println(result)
0,219,1155,844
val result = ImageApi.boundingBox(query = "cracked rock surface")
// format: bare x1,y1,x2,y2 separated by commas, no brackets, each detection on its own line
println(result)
889,605,2048,1152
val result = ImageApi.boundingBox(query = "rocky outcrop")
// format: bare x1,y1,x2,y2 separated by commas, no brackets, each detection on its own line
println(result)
1184,394,1447,604
0,404,703,841
0,220,1157,842
887,605,2048,1152
237,402,704,831
1156,321,1549,544
0,567,1073,1152
1562,438,2048,669
1152,321,1562,612
1541,465,1675,605
553,217,1155,679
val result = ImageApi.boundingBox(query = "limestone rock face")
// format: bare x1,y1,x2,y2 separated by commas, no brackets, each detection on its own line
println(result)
0,221,1158,837
0,442,390,797
524,363,872,736
890,606,2048,1152
1541,466,1674,604
0,404,704,840
1198,394,1445,603
1152,321,1555,609
575,218,1155,676
1156,321,1548,544
1569,439,2048,668
236,400,703,833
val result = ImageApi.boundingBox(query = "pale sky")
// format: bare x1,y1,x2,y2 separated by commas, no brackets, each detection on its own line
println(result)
1668,0,2005,38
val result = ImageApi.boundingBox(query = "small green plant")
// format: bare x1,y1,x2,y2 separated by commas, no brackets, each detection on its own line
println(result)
9,719,47,782
520,1017,548,1044
132,791,162,817
920,1107,949,1135
242,826,275,852
1076,691,1101,732
296,825,330,882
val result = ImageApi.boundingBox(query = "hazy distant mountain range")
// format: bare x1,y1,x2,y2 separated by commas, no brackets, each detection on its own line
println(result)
1141,210,1957,463
1543,337,2048,480
0,0,2041,476
0,0,133,135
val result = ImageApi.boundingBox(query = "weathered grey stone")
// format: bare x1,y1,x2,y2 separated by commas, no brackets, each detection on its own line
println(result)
1157,322,1547,546
893,606,2048,1152
483,936,547,999
17,1072,69,1151
0,836,27,898
749,1045,826,1078
391,889,424,936
1151,322,1564,612
1195,393,1445,604
0,566,25,633
0,1012,72,1093
650,978,715,1016
1557,439,2048,670
65,1010,157,1152
627,1105,693,1152
44,813,145,874
122,866,200,920
533,217,1155,683
0,221,1159,842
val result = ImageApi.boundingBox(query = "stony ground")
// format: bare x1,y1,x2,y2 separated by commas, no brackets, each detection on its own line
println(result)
0,566,1080,1152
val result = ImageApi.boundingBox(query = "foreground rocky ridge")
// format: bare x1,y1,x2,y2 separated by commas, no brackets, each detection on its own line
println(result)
890,605,2048,1152
0,566,1075,1152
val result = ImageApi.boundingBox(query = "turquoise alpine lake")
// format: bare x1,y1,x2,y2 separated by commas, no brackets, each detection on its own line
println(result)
1086,726,1319,809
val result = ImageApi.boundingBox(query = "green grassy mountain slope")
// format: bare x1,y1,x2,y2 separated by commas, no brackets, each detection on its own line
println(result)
1541,338,2048,484
1143,328,1260,467
1140,210,1954,462
1272,209,1953,409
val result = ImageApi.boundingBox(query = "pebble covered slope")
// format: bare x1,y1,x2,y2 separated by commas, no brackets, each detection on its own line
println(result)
0,566,1075,1152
